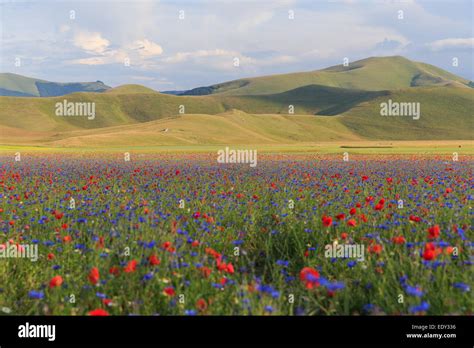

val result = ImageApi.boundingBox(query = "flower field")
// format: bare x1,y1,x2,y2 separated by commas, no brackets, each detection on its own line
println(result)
0,153,472,315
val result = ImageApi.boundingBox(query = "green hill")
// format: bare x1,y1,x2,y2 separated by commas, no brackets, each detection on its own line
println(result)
218,85,388,115
0,84,472,145
0,56,472,146
179,56,471,96
339,87,474,140
105,84,159,94
0,73,110,97
0,91,225,132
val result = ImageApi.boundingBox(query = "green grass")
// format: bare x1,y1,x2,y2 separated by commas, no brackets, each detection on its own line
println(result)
339,87,474,140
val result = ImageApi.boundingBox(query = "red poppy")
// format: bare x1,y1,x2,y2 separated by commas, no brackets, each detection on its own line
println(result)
322,216,333,227
425,242,435,251
347,219,357,227
368,244,383,254
49,275,63,288
124,259,137,273
88,267,100,285
349,208,357,215
409,215,421,222
428,225,440,239
199,266,212,278
336,213,345,221
109,266,120,276
392,236,406,245
149,254,160,266
47,253,55,260
374,203,384,211
300,267,320,289
423,249,435,261
225,263,235,274
88,309,109,316
196,298,208,312
163,287,175,296
422,242,438,261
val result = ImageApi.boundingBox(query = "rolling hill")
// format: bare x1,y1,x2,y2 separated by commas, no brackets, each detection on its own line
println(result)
176,56,472,96
0,56,472,146
0,73,110,97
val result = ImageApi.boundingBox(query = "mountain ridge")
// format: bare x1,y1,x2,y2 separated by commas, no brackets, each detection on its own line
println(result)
0,72,110,97
166,56,472,96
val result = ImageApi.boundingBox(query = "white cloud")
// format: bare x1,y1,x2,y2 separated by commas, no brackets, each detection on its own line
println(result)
70,36,163,66
129,39,163,57
73,31,110,54
163,49,241,64
427,38,474,51
69,49,127,66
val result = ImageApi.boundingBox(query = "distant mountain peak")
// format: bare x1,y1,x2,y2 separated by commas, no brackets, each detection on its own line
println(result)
172,56,470,96
0,73,111,97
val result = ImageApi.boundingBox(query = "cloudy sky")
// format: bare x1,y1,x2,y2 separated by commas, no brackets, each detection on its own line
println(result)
0,0,472,90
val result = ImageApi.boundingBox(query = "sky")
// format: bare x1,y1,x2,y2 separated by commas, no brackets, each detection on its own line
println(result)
0,0,472,91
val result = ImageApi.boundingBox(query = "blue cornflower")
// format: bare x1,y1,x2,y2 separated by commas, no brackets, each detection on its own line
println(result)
143,273,154,281
409,301,430,313
264,306,273,313
363,303,375,313
453,282,470,292
276,260,289,267
405,285,424,297
326,281,345,291
28,290,44,299
95,292,107,299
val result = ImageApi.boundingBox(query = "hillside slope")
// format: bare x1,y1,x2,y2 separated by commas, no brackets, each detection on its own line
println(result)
0,85,472,145
339,87,474,140
179,56,471,96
